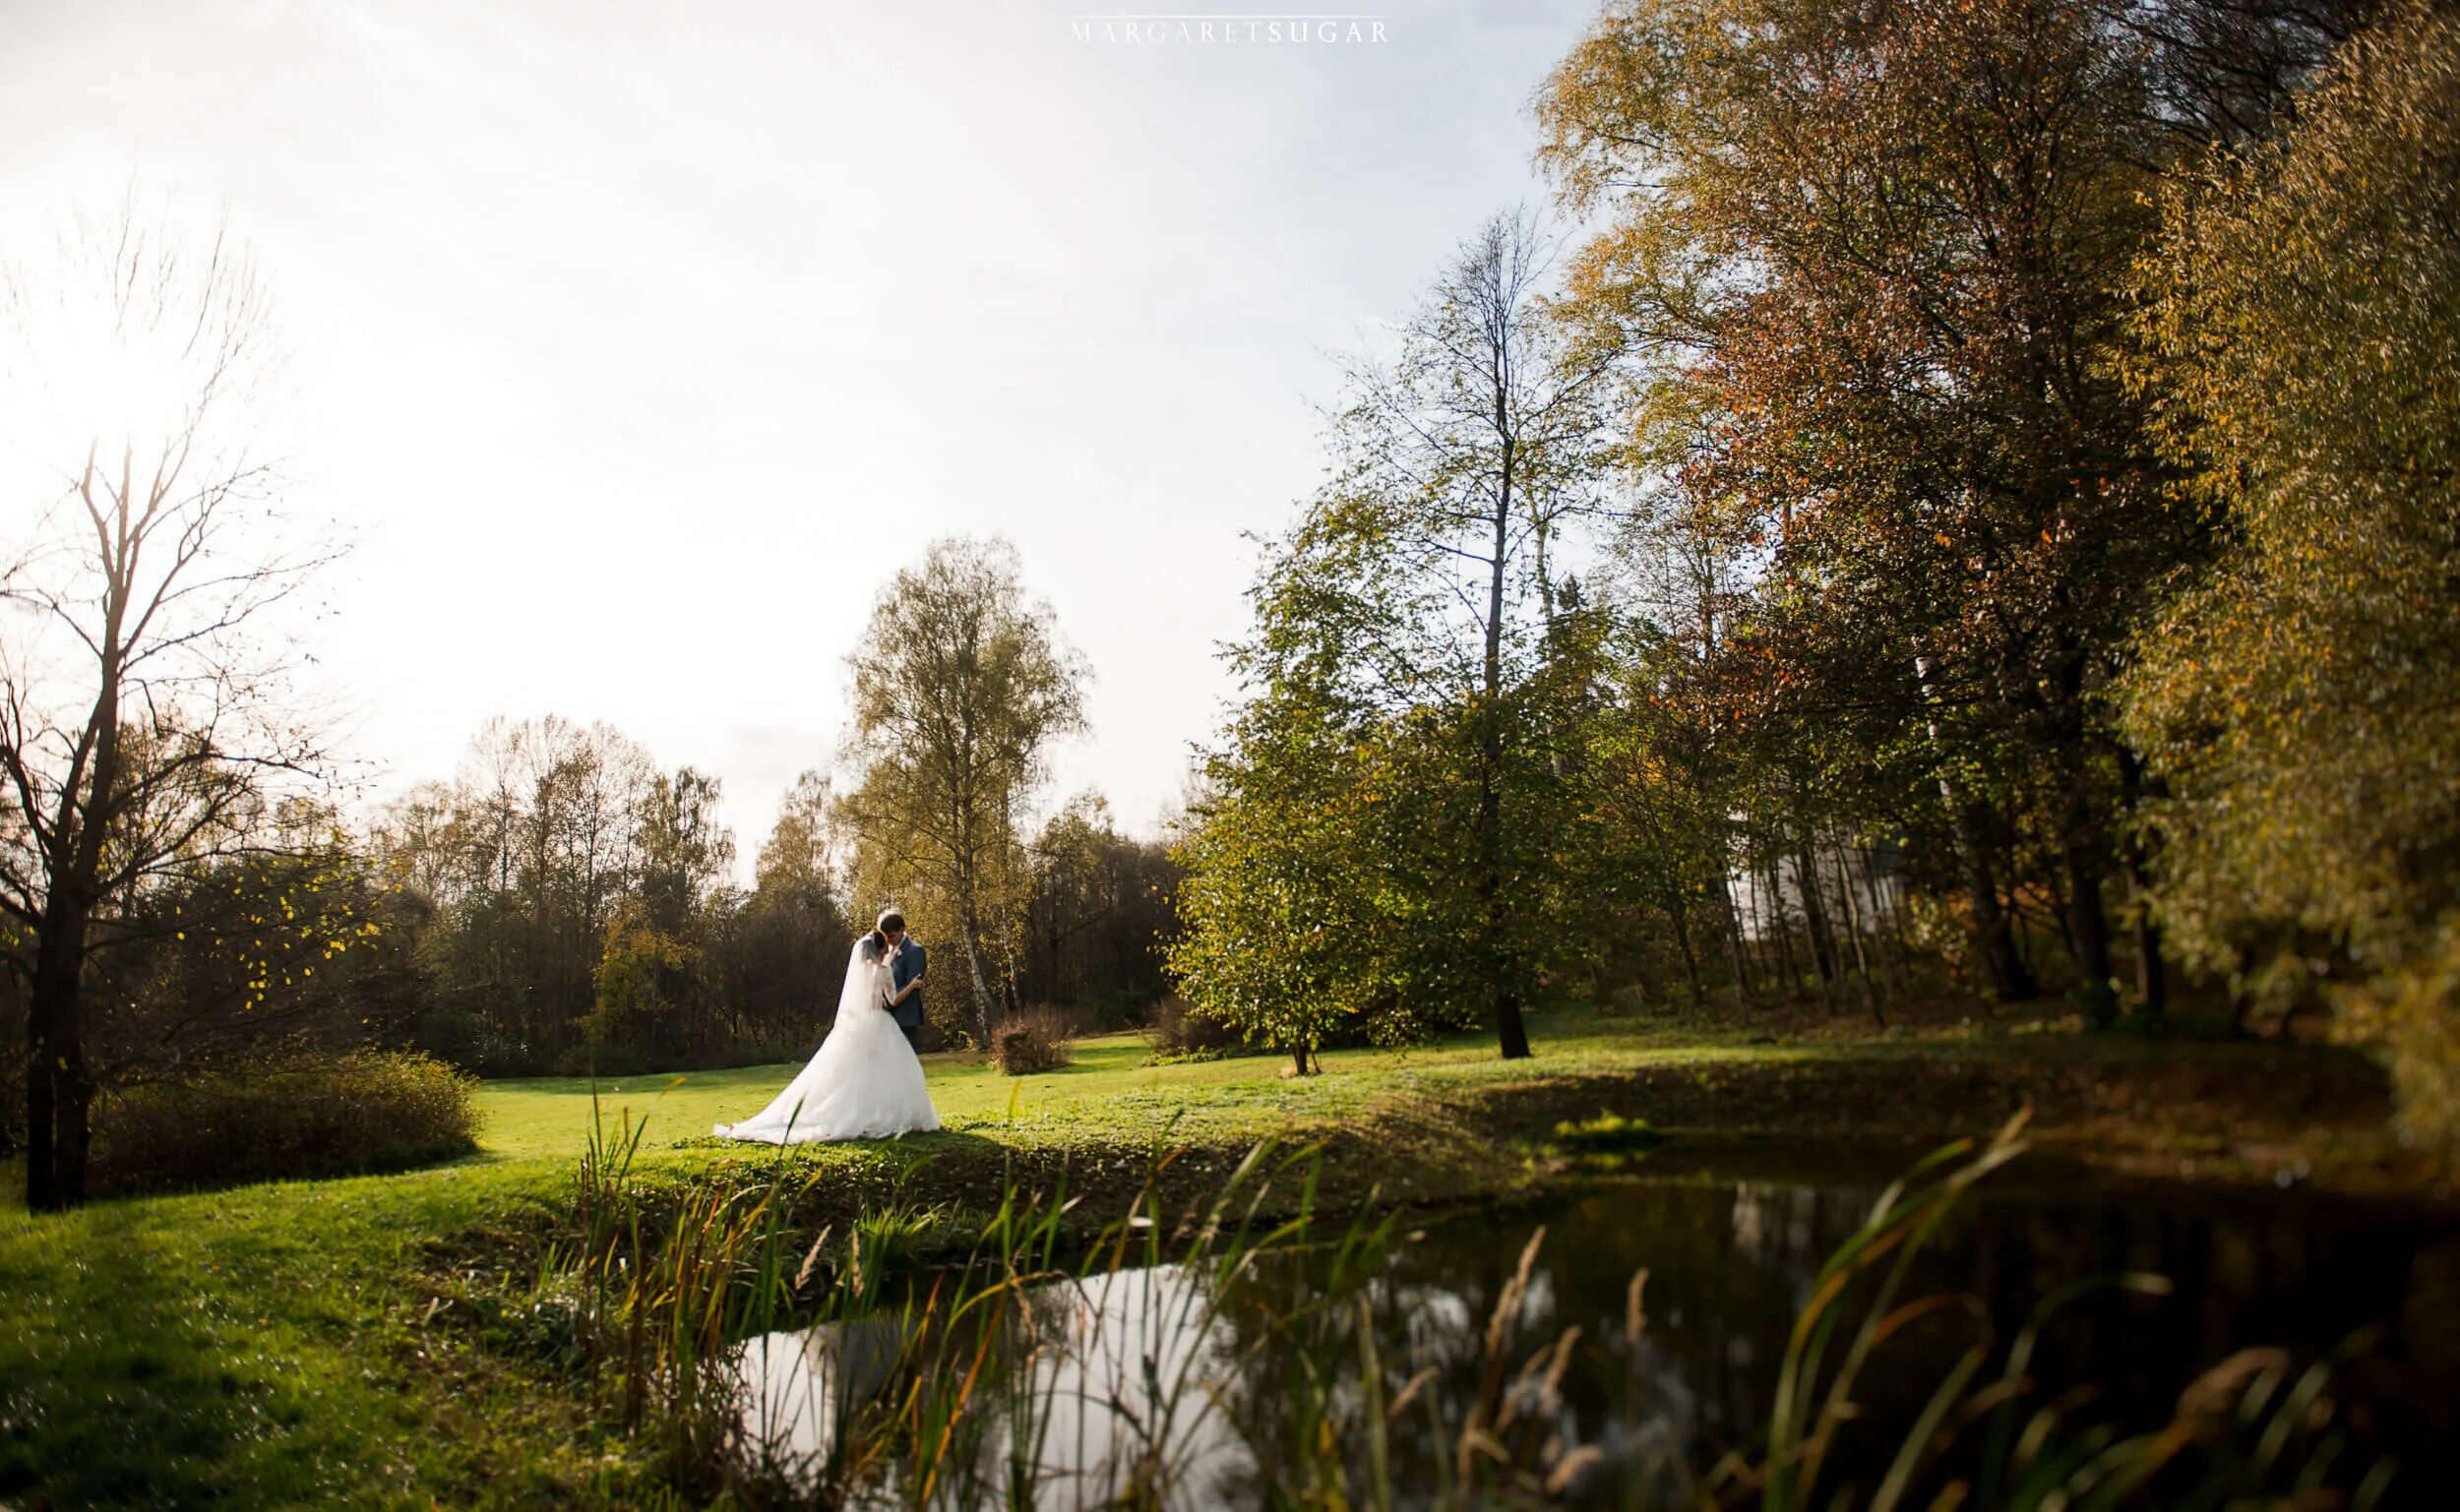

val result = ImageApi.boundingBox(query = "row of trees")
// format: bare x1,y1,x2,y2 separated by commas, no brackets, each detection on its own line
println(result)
1170,0,2460,1150
363,699,1177,1075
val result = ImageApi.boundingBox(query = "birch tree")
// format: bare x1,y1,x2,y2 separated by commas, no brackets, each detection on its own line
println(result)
838,536,1085,1044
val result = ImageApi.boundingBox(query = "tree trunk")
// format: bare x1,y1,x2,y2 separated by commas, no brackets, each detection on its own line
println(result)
1793,841,1840,1007
2060,749,2117,1026
1717,872,1753,1001
956,918,997,1047
28,670,121,1209
1666,887,1704,1006
1825,832,1884,1027
26,853,104,1211
2118,747,2167,1033
23,950,61,1212
1496,991,1531,1059
2133,900,2167,1029
1766,861,1803,998
1915,648,2034,1004
1479,423,1530,1062
1854,842,1912,1005
1949,793,2036,1003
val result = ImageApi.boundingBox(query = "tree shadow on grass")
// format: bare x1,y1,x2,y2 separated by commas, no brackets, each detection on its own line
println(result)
0,1195,366,1509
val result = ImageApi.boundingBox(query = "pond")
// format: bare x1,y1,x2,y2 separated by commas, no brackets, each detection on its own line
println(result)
731,1141,2460,1508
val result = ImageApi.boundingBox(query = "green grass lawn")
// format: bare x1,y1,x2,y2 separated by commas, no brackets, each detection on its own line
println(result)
0,1005,2408,1509
473,1014,1691,1163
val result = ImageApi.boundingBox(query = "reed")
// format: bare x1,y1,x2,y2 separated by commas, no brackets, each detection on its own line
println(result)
537,1098,2398,1510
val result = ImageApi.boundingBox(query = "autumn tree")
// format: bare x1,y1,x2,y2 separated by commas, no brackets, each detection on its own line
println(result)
1535,0,2343,1019
91,799,420,1087
0,207,339,1208
2122,0,2460,1143
582,764,733,1057
837,536,1085,1044
368,715,661,1070
1172,206,1619,1062
1168,599,1406,1073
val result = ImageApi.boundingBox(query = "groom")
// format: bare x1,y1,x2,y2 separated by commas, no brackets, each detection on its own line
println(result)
878,910,927,1056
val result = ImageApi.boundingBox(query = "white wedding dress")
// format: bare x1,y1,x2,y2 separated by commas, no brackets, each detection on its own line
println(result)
712,938,941,1143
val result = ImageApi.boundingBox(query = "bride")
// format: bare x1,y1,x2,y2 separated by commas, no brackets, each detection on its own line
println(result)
713,931,941,1142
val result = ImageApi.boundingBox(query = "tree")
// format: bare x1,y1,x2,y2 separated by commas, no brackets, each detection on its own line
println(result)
727,770,851,1046
366,715,660,1072
90,801,419,1089
1168,731,1384,1073
837,536,1086,1044
629,764,734,1052
638,766,734,937
1301,209,1612,1059
1531,0,2347,1020
2122,0,2460,1144
1019,793,1179,1018
0,207,338,1209
1171,258,1616,1065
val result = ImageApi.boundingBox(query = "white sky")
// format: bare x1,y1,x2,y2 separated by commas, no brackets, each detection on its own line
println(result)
0,0,1598,876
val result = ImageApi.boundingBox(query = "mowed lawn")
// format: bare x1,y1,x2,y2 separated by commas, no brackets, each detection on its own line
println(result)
473,1006,2386,1170
475,1014,1676,1163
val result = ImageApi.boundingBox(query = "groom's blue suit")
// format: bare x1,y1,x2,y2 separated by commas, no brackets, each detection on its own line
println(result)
886,937,927,1052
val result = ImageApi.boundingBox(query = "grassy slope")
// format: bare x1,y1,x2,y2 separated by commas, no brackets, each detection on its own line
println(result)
0,1007,2414,1509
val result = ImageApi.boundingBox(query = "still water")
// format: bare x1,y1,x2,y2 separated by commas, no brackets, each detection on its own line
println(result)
734,1144,2460,1507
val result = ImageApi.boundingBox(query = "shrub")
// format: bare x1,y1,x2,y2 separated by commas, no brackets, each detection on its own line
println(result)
1141,995,1246,1063
988,1005,1075,1075
1551,1111,1668,1154
89,1050,483,1196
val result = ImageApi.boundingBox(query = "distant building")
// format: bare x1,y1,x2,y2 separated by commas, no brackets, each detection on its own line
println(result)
1729,835,1905,942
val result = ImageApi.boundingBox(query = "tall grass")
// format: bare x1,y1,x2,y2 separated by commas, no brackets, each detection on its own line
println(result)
537,1101,2399,1509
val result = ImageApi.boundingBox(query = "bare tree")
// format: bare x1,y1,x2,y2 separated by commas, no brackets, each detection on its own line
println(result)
0,205,338,1210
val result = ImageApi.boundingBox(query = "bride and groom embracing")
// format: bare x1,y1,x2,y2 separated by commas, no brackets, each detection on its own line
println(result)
712,910,943,1143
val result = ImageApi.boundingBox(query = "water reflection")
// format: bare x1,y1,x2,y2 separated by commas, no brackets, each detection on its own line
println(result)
737,1264,1256,1509
734,1162,2460,1508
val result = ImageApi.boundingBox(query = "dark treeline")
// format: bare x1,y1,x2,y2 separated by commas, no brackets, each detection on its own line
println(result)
1170,0,2460,1145
0,708,1177,1128
363,716,1178,1076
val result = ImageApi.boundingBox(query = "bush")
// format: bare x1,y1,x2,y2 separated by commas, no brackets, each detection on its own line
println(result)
988,1005,1075,1075
1141,996,1247,1063
89,1050,484,1196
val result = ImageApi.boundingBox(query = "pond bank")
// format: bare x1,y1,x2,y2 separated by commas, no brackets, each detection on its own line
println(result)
1,1016,2438,1509
721,1140,2460,1509
469,1025,2430,1277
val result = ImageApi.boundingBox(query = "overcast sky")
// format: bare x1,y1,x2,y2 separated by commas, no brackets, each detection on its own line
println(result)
0,0,1599,875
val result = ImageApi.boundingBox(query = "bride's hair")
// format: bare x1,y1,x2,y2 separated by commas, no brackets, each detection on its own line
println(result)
857,930,887,962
